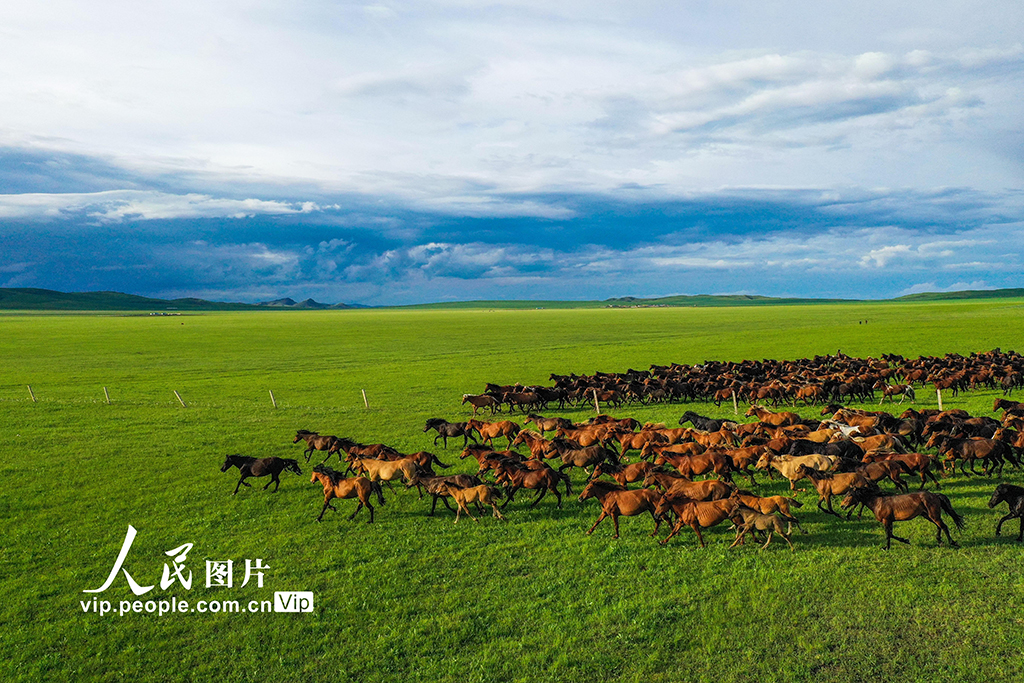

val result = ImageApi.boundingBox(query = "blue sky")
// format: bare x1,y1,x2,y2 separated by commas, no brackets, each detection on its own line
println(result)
1,2,1022,304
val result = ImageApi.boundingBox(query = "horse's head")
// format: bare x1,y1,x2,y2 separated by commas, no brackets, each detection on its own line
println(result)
220,455,235,472
744,405,758,417
989,483,1011,508
755,452,773,470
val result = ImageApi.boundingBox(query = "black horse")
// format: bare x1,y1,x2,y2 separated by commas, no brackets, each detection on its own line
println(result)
423,418,478,448
221,454,302,495
678,411,725,431
989,483,1024,541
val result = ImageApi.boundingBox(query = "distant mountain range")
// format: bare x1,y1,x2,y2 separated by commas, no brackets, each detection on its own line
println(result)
0,287,1022,311
0,288,366,311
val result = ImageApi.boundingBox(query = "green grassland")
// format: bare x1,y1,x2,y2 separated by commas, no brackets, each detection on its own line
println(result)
3,300,1024,682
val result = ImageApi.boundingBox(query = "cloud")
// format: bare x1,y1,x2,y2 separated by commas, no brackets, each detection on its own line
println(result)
0,190,324,222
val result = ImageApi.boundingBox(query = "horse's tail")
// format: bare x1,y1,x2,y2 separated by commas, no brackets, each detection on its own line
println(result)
560,471,573,495
283,459,303,476
432,453,452,469
786,497,803,508
938,493,965,530
371,481,385,506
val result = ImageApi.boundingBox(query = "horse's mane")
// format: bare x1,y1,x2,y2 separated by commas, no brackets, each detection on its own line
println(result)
587,479,626,491
425,418,449,428
296,429,318,437
312,464,345,486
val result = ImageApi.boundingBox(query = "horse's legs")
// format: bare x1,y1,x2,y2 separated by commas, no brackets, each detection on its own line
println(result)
760,529,774,550
610,512,620,539
348,502,364,521
552,486,563,509
491,503,505,521
316,500,335,522
586,511,607,535
529,488,547,508
729,525,749,548
233,477,251,495
692,523,707,548
659,518,685,545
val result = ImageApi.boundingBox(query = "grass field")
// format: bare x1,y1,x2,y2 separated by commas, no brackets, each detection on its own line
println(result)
3,300,1024,682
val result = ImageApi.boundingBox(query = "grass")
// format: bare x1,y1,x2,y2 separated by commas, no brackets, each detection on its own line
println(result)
2,300,1024,682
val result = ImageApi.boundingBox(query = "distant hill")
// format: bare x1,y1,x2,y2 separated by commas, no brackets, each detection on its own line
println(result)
0,288,364,311
1,287,1022,311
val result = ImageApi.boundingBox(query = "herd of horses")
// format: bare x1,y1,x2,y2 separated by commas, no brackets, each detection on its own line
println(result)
218,388,1024,550
459,348,1024,414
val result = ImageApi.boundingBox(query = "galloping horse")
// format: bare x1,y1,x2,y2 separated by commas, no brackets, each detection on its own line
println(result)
436,483,506,523
466,419,521,449
494,462,572,509
840,484,964,550
293,430,340,463
221,454,302,495
310,464,384,523
462,393,501,415
577,479,663,539
989,483,1024,541
728,506,795,550
745,405,802,427
424,418,478,448
654,494,739,547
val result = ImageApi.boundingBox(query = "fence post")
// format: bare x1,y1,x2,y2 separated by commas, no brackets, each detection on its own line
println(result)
269,390,277,408
174,390,187,408
732,391,738,415
27,385,36,403
936,388,943,411
592,389,601,414
103,387,111,405
362,389,369,409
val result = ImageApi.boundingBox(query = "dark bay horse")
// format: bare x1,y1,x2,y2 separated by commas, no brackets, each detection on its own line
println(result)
424,418,478,448
840,484,964,550
989,483,1024,541
293,430,340,462
221,454,302,495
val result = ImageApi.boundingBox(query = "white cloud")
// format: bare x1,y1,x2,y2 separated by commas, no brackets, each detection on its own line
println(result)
0,190,322,222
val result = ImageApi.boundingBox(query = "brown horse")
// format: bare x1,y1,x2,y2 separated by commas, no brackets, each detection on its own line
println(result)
654,494,739,547
406,473,483,516
511,430,557,459
729,490,806,534
577,479,663,539
798,466,871,518
861,452,941,490
523,413,572,434
494,462,572,508
436,483,506,523
840,484,965,549
728,506,795,550
466,419,522,449
293,430,340,463
462,393,501,415
593,461,655,486
653,450,732,481
745,405,801,427
221,454,302,495
310,464,385,523
641,469,732,501
347,457,420,490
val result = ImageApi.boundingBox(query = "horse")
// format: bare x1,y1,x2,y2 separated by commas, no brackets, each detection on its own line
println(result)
754,453,832,490
406,473,483,515
653,450,733,481
347,457,421,493
494,462,572,509
840,484,965,550
423,418,478,448
678,411,726,431
862,452,942,490
855,460,910,492
988,483,1024,541
926,434,1006,477
745,405,801,427
592,460,655,486
436,483,506,523
728,489,806,535
641,469,732,501
511,430,558,459
462,393,501,415
874,382,916,404
577,479,663,539
728,506,795,550
523,413,572,434
466,419,521,449
798,465,871,518
293,430,341,463
310,465,384,523
653,494,739,547
221,454,302,495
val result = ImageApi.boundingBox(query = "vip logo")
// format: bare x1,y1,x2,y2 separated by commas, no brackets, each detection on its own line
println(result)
273,591,314,613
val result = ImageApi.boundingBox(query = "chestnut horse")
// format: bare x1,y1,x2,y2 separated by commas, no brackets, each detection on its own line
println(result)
436,483,506,523
310,465,384,523
577,479,663,539
293,430,340,463
654,494,739,547
494,462,572,508
466,419,521,449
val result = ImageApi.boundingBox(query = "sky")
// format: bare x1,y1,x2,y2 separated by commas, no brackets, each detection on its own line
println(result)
1,1,1022,305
